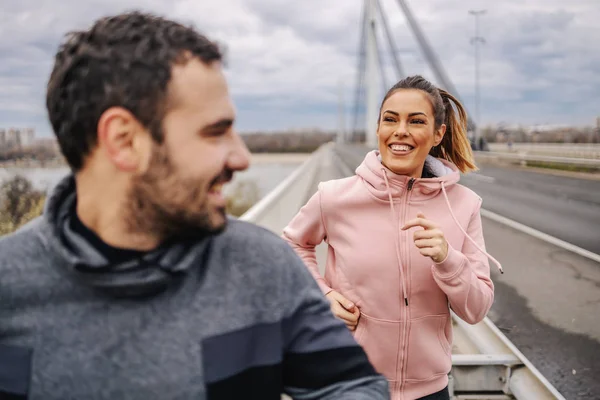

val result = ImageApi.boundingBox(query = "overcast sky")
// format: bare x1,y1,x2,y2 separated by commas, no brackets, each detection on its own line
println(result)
1,0,599,137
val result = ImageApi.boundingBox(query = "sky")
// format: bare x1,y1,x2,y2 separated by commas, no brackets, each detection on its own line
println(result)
1,0,599,137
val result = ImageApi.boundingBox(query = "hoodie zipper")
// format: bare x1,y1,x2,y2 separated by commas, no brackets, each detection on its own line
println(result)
398,178,415,399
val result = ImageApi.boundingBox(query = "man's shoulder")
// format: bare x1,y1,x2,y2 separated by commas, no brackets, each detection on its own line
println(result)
209,218,320,311
214,217,311,280
218,217,292,254
0,217,49,283
0,216,46,257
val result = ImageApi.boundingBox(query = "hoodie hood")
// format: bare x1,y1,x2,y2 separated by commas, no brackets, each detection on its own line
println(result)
40,174,209,298
356,150,461,201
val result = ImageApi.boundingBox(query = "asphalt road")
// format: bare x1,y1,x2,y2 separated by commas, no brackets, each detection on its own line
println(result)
461,164,600,255
483,218,600,400
330,143,600,399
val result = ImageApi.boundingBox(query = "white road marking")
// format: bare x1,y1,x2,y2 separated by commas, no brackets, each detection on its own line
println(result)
481,208,600,264
469,173,496,183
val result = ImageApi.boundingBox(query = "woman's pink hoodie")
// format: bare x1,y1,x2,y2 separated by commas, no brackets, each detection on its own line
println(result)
282,150,502,400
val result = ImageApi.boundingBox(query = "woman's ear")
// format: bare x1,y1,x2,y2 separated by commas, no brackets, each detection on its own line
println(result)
434,124,446,146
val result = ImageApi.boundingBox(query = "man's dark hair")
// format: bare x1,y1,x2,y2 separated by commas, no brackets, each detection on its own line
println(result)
46,11,223,171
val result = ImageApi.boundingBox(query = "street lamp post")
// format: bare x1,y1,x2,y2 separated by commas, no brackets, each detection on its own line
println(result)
469,9,486,150
365,0,380,148
338,80,346,144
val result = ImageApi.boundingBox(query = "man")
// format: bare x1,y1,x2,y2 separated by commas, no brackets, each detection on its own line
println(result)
0,11,389,400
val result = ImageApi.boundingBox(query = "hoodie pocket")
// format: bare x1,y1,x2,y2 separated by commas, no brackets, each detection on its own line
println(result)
0,344,33,399
353,313,401,382
405,315,452,382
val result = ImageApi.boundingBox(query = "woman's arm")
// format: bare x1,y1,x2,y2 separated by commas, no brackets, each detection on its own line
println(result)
403,202,494,324
282,185,332,295
431,202,494,324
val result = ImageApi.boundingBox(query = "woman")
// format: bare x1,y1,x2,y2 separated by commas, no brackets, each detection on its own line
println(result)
282,75,502,400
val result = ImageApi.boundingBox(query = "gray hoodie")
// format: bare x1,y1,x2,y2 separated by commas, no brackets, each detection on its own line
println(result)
0,175,389,400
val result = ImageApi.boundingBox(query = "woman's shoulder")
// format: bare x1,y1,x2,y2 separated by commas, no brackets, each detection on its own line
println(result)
317,175,363,195
448,181,484,210
316,175,366,206
453,181,482,199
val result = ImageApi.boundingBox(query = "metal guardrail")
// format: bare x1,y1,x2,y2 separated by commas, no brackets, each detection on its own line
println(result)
474,151,600,168
240,145,566,400
450,314,566,400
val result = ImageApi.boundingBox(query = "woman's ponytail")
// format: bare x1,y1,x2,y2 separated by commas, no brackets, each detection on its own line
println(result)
430,89,477,173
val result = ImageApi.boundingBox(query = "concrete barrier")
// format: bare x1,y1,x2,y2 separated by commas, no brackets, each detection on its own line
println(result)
474,151,600,169
240,143,330,233
486,143,600,160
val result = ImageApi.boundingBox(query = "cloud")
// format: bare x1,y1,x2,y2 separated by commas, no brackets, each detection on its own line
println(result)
387,0,600,125
0,0,598,138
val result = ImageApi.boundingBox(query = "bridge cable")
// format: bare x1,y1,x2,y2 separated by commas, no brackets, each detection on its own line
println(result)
375,24,389,94
376,0,406,80
352,0,368,142
393,0,476,132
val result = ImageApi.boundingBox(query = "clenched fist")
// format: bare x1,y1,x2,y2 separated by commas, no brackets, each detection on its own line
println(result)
402,212,449,263
325,290,360,331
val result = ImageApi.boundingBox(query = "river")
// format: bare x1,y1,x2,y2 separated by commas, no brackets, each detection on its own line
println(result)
0,153,310,200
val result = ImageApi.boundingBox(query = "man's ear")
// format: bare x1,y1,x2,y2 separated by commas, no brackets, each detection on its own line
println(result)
97,107,151,172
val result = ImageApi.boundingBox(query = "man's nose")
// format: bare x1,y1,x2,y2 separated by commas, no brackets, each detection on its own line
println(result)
228,132,251,172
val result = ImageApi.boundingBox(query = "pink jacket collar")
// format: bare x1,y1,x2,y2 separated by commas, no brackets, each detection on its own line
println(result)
355,150,461,201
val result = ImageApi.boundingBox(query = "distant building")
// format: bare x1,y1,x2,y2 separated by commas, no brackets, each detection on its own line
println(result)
0,127,36,150
35,137,60,152
7,128,18,148
21,128,35,147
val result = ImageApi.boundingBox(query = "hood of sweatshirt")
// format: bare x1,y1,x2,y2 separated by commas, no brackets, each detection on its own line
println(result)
355,150,502,305
39,174,210,298
355,150,461,200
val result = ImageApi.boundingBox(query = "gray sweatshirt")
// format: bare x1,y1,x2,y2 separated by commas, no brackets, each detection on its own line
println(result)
0,175,389,399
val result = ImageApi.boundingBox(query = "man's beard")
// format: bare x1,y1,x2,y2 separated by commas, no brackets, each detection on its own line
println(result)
125,142,229,243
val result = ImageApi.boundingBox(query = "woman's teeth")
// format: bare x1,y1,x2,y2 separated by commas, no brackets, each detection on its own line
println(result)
390,144,412,151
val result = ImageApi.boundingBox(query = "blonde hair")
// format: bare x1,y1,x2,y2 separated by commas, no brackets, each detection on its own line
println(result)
379,75,477,173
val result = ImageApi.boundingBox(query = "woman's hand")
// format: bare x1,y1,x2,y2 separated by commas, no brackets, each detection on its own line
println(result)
402,212,449,263
325,290,360,331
